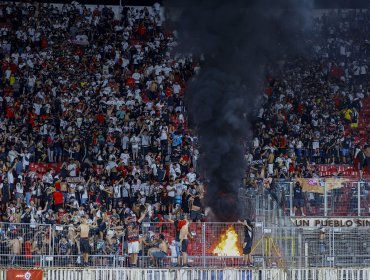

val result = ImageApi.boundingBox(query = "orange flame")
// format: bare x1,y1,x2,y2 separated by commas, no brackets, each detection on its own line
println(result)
213,226,241,256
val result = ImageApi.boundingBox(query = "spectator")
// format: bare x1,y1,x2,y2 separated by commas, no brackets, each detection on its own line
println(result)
355,145,366,180
150,234,168,267
179,214,192,267
292,181,305,216
238,219,254,267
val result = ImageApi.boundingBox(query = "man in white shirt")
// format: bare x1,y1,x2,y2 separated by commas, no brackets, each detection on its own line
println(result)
118,145,129,161
166,180,176,214
68,160,78,177
186,168,196,184
140,130,150,156
130,134,140,160
8,147,19,163
42,170,54,186
113,182,122,207
121,133,130,150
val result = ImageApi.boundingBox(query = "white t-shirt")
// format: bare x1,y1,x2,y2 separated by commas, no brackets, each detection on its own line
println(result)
7,171,14,184
175,183,186,196
121,183,130,197
160,128,168,140
120,153,130,165
186,172,196,184
16,183,23,194
130,136,139,149
113,185,121,198
167,185,175,197
8,150,18,163
68,163,77,176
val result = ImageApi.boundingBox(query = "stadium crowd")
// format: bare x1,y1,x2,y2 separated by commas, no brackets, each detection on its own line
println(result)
0,0,369,267
0,1,201,266
246,9,370,181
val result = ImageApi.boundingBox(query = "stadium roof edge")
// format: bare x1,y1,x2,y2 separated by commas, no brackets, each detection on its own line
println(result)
9,0,369,8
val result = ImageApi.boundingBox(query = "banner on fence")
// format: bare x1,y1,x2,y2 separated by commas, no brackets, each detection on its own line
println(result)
293,217,370,227
324,178,351,191
296,178,350,194
296,178,323,193
7,269,43,280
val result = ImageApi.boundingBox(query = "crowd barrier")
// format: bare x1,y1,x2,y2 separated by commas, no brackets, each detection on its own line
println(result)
2,268,370,280
262,179,369,217
2,221,370,268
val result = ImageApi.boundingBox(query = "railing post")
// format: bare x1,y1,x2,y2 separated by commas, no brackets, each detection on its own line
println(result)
262,225,265,269
49,224,53,255
297,229,302,268
357,181,361,216
289,181,293,216
331,227,335,267
202,222,206,268
304,241,308,268
324,182,328,217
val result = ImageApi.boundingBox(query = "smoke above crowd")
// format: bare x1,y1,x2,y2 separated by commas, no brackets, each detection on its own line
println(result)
167,0,312,221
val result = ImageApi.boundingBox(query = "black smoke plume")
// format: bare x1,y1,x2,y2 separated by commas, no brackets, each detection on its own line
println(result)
166,0,312,221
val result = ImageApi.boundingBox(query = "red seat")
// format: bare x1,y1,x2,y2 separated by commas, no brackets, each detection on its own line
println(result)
337,166,345,172
318,165,328,172
329,166,338,173
342,171,351,176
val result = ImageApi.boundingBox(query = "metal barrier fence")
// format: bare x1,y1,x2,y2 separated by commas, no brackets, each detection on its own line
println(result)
43,268,281,280
2,268,370,280
270,179,370,217
1,223,370,268
0,255,248,268
0,223,52,255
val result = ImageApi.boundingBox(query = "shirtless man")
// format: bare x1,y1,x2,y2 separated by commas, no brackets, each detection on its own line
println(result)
78,217,92,266
151,234,168,267
179,215,193,267
167,212,182,266
8,234,22,266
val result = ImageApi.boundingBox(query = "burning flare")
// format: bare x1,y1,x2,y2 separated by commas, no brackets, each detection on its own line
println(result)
213,226,241,256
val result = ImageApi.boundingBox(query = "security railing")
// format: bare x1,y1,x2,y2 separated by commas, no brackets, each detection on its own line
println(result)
0,222,369,268
0,222,52,255
4,267,370,280
269,179,369,217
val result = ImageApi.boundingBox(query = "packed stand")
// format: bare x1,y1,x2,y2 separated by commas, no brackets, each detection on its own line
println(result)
0,1,204,266
245,9,370,183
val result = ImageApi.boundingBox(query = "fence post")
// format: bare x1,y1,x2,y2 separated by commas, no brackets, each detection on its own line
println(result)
331,227,335,267
49,224,52,255
357,181,361,216
324,182,328,216
262,225,265,268
289,181,293,217
297,229,302,268
304,241,308,267
202,222,206,268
